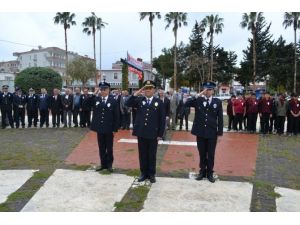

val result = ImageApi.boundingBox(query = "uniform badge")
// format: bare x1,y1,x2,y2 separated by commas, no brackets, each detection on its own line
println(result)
154,102,158,107
82,96,84,99
34,96,35,99
142,101,146,105
203,101,207,107
267,102,270,105
297,104,299,107
96,101,100,106
107,103,111,107
255,102,257,105
213,103,217,108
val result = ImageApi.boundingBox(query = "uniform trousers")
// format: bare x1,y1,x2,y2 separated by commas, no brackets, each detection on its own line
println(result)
14,108,25,128
196,136,217,176
261,113,271,134
247,113,258,132
97,133,114,168
28,109,38,127
137,137,158,177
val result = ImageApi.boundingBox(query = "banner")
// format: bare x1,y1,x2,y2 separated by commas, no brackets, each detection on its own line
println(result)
126,52,143,71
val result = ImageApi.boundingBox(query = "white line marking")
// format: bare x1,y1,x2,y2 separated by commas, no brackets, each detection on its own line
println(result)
118,138,197,146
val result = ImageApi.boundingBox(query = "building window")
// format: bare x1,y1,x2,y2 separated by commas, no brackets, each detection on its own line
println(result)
114,73,118,79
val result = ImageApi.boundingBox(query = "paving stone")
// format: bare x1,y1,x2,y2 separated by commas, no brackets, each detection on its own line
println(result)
142,177,253,212
22,169,134,212
275,187,300,212
0,170,36,203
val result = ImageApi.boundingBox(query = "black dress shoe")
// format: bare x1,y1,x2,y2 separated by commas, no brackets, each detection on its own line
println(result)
207,174,216,183
195,171,206,181
149,175,156,183
137,175,147,182
96,167,106,171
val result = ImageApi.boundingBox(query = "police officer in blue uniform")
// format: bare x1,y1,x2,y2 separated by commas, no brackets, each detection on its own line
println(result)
185,82,223,183
126,80,165,183
0,85,14,129
91,82,120,172
27,88,39,128
13,87,27,128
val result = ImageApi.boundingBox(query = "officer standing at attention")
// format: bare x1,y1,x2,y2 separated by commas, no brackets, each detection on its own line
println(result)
185,82,223,183
13,88,27,128
91,82,120,172
27,88,39,128
126,80,165,183
0,85,14,129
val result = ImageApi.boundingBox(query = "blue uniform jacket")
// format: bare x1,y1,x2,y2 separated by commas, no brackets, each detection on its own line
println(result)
126,95,165,139
90,95,119,134
185,96,223,139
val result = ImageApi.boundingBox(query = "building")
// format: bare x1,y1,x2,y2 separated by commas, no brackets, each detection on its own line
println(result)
101,60,155,90
0,60,19,73
0,72,15,92
13,46,95,86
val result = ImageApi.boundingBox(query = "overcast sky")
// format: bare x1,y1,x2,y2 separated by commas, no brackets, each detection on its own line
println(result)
0,12,296,69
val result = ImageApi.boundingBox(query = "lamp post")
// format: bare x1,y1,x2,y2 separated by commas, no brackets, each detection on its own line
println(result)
265,74,270,92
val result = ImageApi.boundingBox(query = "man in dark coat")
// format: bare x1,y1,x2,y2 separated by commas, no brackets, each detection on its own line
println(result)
0,85,14,129
126,80,165,183
13,88,26,128
185,82,223,183
158,89,170,140
50,88,62,128
91,82,120,172
39,88,50,128
61,88,73,128
26,88,39,128
80,88,92,128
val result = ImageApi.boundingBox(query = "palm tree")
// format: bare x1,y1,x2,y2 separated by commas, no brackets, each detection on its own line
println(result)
92,12,108,71
139,12,161,68
165,12,188,90
240,12,264,90
200,14,224,81
82,13,98,85
283,12,300,93
53,12,76,86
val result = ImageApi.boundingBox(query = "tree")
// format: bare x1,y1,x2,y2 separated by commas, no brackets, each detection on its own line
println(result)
139,12,161,67
214,48,237,84
240,12,265,89
53,12,76,86
165,12,188,90
82,13,99,85
153,47,174,88
92,12,108,71
283,12,300,93
15,67,62,94
67,57,96,87
238,15,272,88
200,14,224,81
122,63,129,90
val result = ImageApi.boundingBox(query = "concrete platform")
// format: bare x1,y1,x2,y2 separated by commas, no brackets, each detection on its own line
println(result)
0,170,36,203
142,177,253,212
275,187,300,212
22,169,134,212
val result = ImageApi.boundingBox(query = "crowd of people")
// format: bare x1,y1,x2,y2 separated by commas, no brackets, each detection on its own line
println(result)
226,92,300,136
0,84,191,134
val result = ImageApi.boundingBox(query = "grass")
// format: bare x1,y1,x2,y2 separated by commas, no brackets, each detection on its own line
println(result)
0,170,53,212
125,169,140,177
114,185,150,212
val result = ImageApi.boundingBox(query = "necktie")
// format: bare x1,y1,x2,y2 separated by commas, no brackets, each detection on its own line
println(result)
102,97,106,105
206,98,210,107
147,98,150,105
